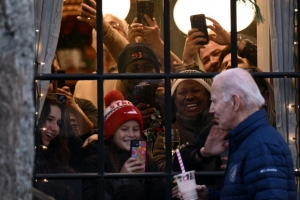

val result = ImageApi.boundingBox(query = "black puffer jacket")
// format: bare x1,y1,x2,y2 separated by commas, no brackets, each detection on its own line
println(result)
82,145,166,200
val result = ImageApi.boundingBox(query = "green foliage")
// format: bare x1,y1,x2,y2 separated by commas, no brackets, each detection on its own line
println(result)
143,110,164,141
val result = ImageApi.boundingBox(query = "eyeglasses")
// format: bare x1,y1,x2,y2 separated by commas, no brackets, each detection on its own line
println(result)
108,21,127,36
126,63,156,73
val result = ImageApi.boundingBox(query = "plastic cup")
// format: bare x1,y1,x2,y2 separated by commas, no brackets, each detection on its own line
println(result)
173,170,198,200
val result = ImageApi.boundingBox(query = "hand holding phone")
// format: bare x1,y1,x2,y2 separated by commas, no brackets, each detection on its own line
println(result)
130,140,147,172
132,84,154,107
137,0,154,26
82,0,94,7
48,93,67,105
190,14,209,45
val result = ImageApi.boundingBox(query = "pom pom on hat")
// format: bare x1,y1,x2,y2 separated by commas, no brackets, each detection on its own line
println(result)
104,90,124,108
104,90,143,142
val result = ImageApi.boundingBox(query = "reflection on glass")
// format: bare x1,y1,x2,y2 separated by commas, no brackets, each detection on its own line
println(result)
173,0,255,34
163,129,180,155
34,0,300,198
170,0,259,73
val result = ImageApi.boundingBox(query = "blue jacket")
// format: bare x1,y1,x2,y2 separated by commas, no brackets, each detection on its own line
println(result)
209,109,296,200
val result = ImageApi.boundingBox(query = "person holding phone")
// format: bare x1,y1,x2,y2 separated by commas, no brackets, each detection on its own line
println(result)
181,16,257,73
82,90,165,200
128,12,182,72
50,56,98,140
116,43,165,129
75,0,129,108
34,94,82,200
76,0,128,69
74,13,129,107
57,86,97,138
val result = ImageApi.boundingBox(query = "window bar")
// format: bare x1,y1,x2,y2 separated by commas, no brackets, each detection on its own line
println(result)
230,0,238,68
163,0,174,198
296,0,300,185
32,1,300,200
97,0,105,199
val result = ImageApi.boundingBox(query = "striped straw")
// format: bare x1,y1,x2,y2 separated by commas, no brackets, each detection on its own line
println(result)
175,149,188,181
175,149,185,173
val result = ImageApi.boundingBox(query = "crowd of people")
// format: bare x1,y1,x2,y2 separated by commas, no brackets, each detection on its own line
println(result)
33,0,297,199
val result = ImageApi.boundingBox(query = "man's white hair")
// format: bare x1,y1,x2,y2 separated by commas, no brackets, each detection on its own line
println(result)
213,68,265,110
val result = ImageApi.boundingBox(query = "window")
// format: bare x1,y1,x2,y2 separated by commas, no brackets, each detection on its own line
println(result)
34,0,300,199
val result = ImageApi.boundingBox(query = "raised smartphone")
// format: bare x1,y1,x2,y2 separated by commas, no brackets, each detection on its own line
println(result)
82,0,94,7
190,14,209,45
48,93,67,105
132,84,154,107
56,69,66,88
130,140,147,173
56,93,67,105
137,0,154,26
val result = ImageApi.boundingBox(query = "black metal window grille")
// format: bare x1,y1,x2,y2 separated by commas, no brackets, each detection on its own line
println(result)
34,0,300,199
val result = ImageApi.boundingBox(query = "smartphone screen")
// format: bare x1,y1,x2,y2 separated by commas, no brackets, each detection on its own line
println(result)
56,93,67,105
137,0,154,26
56,69,66,88
190,14,209,45
130,140,147,172
48,93,67,105
132,84,154,106
82,0,93,7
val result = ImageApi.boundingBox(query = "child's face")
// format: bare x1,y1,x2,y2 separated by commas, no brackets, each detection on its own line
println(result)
113,120,141,151
41,105,61,146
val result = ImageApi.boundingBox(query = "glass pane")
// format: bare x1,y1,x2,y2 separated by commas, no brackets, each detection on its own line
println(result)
171,0,258,73
34,178,82,199
57,16,96,74
34,0,299,199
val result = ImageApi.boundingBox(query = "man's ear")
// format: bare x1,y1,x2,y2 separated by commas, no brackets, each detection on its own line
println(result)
232,94,240,111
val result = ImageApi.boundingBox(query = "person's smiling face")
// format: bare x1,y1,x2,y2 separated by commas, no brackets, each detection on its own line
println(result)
113,120,141,151
174,80,210,118
41,105,61,146
199,41,225,72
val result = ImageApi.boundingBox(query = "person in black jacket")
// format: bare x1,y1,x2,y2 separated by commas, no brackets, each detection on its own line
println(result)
82,90,165,200
177,68,296,199
34,94,83,200
218,48,276,128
